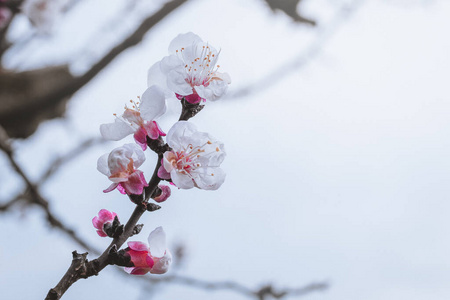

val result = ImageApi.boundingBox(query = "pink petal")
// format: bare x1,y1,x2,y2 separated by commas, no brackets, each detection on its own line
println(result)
96,230,107,237
154,185,171,203
145,121,166,140
92,216,102,229
157,164,171,180
117,184,127,194
129,267,150,275
127,241,149,252
98,209,113,221
133,127,148,151
121,170,148,195
184,93,203,104
146,256,155,269
103,182,119,193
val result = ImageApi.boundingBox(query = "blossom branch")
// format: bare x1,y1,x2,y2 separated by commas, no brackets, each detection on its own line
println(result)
44,143,166,299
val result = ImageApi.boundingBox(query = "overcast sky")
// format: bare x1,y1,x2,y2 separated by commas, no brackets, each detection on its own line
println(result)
1,0,450,299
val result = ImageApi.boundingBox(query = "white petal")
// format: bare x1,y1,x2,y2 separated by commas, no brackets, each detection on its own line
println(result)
97,153,111,176
194,167,226,190
160,55,184,75
171,170,195,189
148,226,166,258
139,85,167,121
166,121,197,149
150,250,172,274
147,61,167,88
168,32,202,54
217,72,231,84
100,119,134,141
125,143,146,168
166,70,193,95
195,80,229,102
194,85,214,101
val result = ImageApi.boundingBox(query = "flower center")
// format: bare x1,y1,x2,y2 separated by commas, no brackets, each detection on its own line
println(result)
113,97,145,128
171,141,221,177
176,45,221,87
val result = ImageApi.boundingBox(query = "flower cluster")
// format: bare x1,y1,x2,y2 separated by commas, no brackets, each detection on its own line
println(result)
148,32,231,104
94,32,230,277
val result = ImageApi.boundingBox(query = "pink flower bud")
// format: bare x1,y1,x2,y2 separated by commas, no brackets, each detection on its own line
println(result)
92,209,118,237
153,185,171,203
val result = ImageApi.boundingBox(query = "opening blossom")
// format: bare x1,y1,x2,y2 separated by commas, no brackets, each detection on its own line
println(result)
100,85,167,151
147,32,231,104
97,143,148,195
125,227,172,275
158,121,226,190
92,209,118,237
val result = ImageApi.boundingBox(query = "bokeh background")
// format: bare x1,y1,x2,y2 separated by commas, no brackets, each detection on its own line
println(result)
1,0,450,299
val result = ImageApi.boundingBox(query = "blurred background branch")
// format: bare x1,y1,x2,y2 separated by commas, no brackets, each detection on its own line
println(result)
2,0,404,299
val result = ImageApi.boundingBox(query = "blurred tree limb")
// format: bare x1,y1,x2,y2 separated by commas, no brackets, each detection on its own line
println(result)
0,0,188,139
263,0,316,25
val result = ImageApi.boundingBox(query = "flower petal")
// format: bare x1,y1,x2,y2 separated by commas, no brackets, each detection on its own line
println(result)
129,267,150,275
166,69,193,95
168,32,202,54
121,170,148,195
103,182,119,193
147,226,166,258
97,153,111,176
171,169,195,189
133,127,148,151
100,119,135,141
194,167,226,191
98,209,113,221
160,55,185,75
139,85,167,121
157,164,171,180
166,121,197,149
150,250,172,274
92,216,102,229
128,241,149,252
147,61,168,90
96,230,108,237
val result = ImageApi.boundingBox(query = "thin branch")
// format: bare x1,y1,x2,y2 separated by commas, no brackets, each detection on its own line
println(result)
0,125,96,251
0,192,24,211
148,275,328,300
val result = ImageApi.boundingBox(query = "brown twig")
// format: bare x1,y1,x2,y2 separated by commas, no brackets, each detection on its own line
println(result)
44,154,163,300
